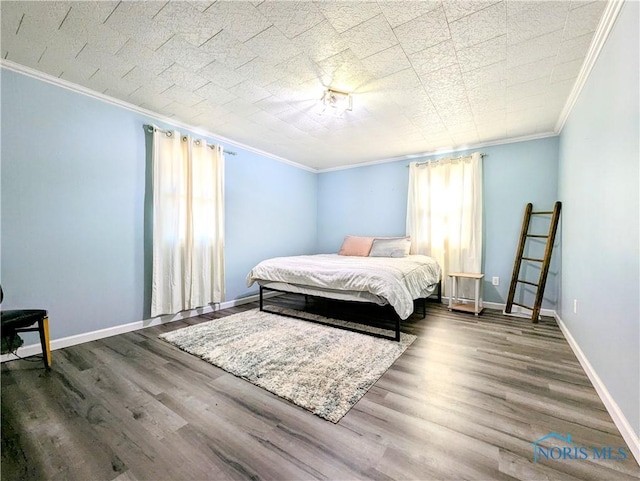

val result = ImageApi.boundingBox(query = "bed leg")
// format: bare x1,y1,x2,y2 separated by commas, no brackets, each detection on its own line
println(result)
259,286,264,311
395,315,400,342
422,297,427,318
437,280,442,303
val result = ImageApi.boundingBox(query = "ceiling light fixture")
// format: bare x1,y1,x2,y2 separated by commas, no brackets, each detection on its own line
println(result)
320,88,352,116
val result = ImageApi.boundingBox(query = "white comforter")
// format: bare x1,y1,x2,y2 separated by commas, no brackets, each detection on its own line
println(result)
246,254,441,319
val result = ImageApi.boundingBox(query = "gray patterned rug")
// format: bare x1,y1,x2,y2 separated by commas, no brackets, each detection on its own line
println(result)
159,308,416,423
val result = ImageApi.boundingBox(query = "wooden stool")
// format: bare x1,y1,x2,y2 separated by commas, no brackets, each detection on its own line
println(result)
448,272,484,316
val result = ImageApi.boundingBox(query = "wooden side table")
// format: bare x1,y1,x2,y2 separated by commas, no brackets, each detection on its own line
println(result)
448,272,484,316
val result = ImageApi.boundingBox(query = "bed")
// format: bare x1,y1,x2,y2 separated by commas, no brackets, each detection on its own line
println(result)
246,253,442,341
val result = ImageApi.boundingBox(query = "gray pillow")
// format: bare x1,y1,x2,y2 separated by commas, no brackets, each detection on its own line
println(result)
369,237,411,257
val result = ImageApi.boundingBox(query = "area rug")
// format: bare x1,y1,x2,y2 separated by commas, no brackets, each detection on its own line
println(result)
159,308,416,423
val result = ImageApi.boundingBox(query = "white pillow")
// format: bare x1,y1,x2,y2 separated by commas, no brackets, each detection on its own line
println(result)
369,237,411,257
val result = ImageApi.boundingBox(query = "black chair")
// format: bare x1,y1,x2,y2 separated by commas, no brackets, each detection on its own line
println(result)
0,286,51,369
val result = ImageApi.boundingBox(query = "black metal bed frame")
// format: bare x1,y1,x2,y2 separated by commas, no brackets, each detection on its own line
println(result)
258,280,442,342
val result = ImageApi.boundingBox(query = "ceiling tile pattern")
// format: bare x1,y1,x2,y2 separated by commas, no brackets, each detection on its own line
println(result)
0,0,607,169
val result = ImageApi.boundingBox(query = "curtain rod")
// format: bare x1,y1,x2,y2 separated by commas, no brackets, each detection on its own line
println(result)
407,152,486,167
145,125,237,156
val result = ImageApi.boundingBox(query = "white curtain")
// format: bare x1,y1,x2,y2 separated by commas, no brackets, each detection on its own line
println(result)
151,128,225,317
406,152,483,297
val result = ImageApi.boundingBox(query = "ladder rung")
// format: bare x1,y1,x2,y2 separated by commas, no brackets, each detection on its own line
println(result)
512,302,534,311
526,234,549,238
531,211,553,215
517,280,539,286
521,257,544,262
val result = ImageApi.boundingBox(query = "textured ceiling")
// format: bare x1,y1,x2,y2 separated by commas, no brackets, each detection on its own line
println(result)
1,1,607,170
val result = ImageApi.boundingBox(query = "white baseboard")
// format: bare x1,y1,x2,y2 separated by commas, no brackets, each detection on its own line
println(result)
0,291,276,363
443,298,556,318
482,300,556,318
554,312,640,466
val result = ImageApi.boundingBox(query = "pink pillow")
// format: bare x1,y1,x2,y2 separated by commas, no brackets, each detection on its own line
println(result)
338,236,374,256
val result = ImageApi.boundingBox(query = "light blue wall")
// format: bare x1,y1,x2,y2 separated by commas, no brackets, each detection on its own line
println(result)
318,137,560,306
1,68,316,341
558,1,639,437
316,161,410,249
225,150,317,301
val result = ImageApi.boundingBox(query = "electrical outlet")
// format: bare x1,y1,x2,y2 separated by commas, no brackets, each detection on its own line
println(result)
492,276,499,286
573,299,578,314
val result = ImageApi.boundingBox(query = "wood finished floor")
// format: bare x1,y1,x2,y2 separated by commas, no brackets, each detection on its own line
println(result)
2,297,638,481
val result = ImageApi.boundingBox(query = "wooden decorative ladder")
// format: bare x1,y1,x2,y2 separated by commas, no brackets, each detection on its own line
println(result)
505,202,562,322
